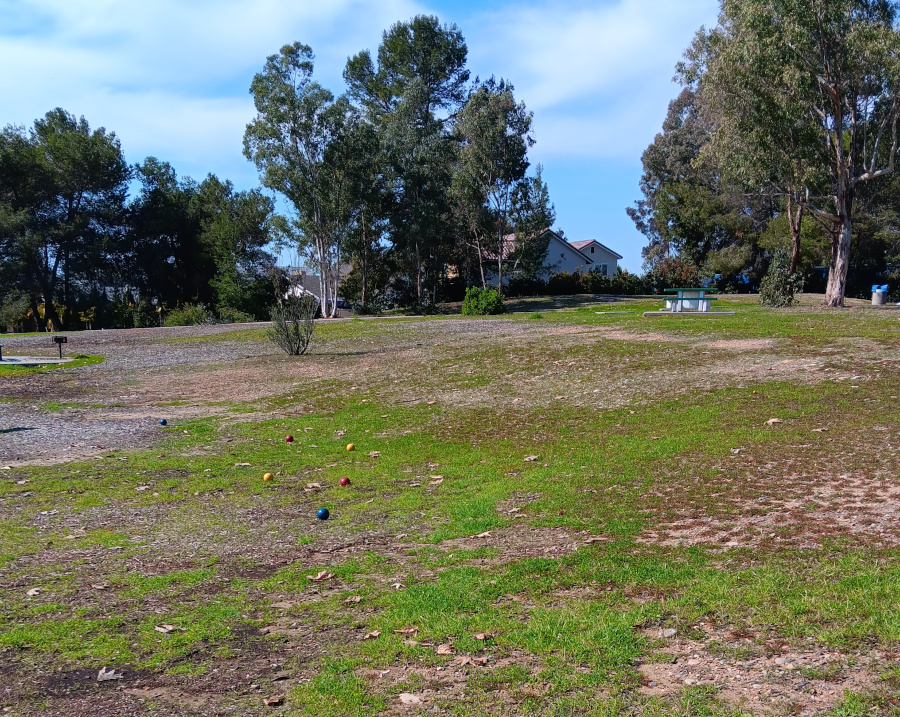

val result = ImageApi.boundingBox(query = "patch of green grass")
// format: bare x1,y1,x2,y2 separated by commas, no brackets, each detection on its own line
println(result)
0,353,104,376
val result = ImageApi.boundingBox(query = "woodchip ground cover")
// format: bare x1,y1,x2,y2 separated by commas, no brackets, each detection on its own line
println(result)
1,296,899,716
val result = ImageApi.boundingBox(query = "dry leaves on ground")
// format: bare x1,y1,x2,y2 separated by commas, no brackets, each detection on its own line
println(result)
436,644,454,655
307,571,334,582
344,595,362,604
362,630,381,640
97,667,122,682
263,694,284,706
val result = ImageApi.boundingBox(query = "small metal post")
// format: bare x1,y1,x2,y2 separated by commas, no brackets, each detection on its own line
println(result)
58,341,63,359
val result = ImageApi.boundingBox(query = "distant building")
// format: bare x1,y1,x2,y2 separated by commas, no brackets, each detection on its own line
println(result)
486,229,623,283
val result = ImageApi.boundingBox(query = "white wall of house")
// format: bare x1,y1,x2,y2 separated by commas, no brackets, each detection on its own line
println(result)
542,243,590,277
575,242,621,277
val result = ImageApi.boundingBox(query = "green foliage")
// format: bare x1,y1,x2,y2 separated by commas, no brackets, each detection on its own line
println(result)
509,269,651,297
163,303,212,327
759,249,804,307
461,286,505,315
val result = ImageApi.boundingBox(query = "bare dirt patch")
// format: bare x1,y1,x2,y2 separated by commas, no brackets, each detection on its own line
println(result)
637,626,892,715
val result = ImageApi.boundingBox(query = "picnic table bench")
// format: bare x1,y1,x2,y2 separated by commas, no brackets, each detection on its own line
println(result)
663,287,718,313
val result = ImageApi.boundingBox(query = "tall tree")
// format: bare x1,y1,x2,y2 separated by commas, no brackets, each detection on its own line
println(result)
453,79,534,291
0,109,129,330
244,43,359,317
695,0,900,306
345,16,469,306
509,165,556,278
194,176,275,318
128,158,212,310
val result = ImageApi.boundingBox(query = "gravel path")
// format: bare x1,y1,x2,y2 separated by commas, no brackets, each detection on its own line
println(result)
1,323,276,466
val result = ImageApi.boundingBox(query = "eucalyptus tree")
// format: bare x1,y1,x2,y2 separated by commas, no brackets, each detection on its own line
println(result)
695,0,900,306
244,42,363,317
453,79,534,291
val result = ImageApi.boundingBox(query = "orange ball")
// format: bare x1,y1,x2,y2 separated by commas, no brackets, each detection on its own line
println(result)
263,472,273,482
346,443,355,452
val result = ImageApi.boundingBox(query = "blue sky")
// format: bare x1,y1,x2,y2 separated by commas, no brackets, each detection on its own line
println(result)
1,0,720,271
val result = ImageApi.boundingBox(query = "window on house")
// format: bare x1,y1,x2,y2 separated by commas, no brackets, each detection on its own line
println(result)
600,264,608,275
590,247,594,253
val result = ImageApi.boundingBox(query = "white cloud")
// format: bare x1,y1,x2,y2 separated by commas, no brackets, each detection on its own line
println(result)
463,0,719,159
1,0,719,193
0,0,425,178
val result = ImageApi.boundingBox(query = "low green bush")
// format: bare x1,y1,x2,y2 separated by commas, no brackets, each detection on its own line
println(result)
461,287,505,316
163,304,213,327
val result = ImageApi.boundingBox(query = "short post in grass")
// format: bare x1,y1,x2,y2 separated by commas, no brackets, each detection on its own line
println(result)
53,336,67,358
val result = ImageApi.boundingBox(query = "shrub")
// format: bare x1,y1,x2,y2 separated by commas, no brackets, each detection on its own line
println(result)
217,307,256,324
760,249,804,307
268,293,318,355
163,304,213,327
461,287,505,316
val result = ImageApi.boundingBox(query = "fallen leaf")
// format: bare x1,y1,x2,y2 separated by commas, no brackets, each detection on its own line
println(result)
524,455,539,462
344,595,362,604
426,401,436,406
362,630,381,640
26,588,40,596
393,627,418,636
368,451,381,457
306,571,334,582
395,533,408,539
392,582,405,590
472,531,492,539
398,693,423,705
429,476,444,485
97,667,122,682
812,427,828,433
90,583,109,590
436,643,454,655
15,479,29,484
403,639,420,647
305,482,322,489
409,482,421,487
474,632,496,640
135,485,150,491
554,395,565,400
583,536,606,545
154,624,184,634
335,430,347,437
455,655,489,666
234,462,252,467
263,693,285,706
765,418,783,425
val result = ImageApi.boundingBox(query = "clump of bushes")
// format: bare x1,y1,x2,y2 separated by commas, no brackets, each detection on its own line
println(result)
461,287,505,315
163,303,213,327
760,250,804,307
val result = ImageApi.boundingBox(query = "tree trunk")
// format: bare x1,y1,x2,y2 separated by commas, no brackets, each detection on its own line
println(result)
787,194,803,275
360,219,367,311
29,296,42,332
475,236,487,289
824,189,853,307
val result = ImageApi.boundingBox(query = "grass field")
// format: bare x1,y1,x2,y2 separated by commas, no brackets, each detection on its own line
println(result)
1,296,899,716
